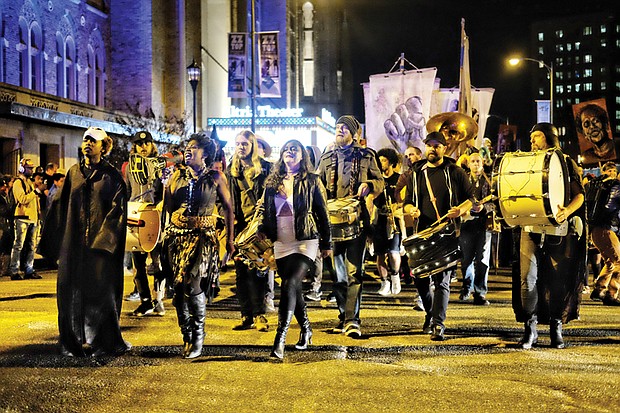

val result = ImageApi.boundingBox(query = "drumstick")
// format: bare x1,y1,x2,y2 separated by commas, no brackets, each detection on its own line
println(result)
436,194,495,224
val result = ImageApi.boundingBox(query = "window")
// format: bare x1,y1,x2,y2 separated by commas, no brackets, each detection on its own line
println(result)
584,68,592,77
567,43,572,51
538,46,544,55
601,82,606,90
584,82,592,91
0,16,5,83
566,85,572,93
538,32,544,41
87,29,106,106
557,71,564,80
583,26,592,35
575,83,581,92
575,98,580,104
575,42,580,50
601,25,607,33
538,87,544,96
584,54,592,63
575,56,580,64
555,30,563,38
601,39,607,48
555,44,564,52
56,35,77,99
616,81,620,91
555,85,564,94
18,17,44,91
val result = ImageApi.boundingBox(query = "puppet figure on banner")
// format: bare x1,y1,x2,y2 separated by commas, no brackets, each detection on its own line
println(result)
228,33,248,99
573,98,616,165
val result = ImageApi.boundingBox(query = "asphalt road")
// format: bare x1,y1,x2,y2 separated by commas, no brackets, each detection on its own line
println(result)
1,265,619,413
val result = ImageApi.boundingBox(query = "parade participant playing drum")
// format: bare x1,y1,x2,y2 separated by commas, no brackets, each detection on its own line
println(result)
316,115,384,338
513,123,585,350
403,131,474,341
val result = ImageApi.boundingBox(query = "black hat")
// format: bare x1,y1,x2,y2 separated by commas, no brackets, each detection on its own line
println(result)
336,115,359,136
424,131,447,146
530,123,559,148
132,130,153,144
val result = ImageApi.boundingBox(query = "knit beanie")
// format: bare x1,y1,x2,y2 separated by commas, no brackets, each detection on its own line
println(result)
336,115,359,136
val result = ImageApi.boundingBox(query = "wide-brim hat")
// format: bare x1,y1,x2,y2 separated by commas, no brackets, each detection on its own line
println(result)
256,136,272,158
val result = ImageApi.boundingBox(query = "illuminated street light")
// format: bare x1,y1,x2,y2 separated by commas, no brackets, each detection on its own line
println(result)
508,57,554,124
187,59,201,133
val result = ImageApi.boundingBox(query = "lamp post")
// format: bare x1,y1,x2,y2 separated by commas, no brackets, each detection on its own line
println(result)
508,57,554,124
187,59,201,133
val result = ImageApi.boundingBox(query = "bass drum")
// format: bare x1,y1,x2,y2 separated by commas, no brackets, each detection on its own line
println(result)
402,220,461,278
126,202,161,253
493,149,568,228
234,214,274,271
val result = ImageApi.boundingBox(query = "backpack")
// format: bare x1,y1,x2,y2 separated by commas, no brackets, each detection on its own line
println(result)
584,176,618,226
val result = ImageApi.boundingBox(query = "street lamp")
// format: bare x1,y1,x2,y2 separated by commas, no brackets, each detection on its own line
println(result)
187,59,201,133
508,57,554,124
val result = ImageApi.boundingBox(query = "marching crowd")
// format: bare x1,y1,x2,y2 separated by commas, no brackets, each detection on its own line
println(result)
4,114,619,360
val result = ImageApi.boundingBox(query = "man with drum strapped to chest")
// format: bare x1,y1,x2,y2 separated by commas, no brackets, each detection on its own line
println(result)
125,131,167,317
403,131,474,341
512,123,585,349
316,115,384,338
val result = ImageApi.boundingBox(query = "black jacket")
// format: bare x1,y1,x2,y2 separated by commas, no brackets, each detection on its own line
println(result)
259,172,332,251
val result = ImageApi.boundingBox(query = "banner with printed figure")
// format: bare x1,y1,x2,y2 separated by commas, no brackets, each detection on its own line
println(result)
573,98,616,165
228,33,248,98
364,67,437,153
258,32,281,98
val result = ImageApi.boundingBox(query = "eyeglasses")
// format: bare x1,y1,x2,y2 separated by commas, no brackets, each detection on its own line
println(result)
282,146,301,153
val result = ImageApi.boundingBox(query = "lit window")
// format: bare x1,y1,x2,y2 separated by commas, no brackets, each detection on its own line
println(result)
538,32,544,41
575,56,580,64
575,84,581,92
601,25,607,33
556,85,564,94
538,87,544,96
555,30,563,38
584,83,592,91
87,29,106,106
584,69,592,77
567,43,572,51
566,85,572,93
601,67,606,74
601,39,607,48
556,44,564,52
584,54,592,63
616,81,620,90
617,96,620,104
575,42,581,50
601,82,606,90
583,26,592,35
18,17,44,91
538,46,544,55
575,98,580,104
56,24,77,100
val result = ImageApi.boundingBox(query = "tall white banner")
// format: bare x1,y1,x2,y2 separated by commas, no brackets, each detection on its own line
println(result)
364,67,437,153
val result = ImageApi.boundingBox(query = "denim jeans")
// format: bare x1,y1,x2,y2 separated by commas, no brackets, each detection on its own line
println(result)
459,226,492,297
10,219,38,275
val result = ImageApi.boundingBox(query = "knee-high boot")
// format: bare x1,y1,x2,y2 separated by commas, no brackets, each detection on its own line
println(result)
173,293,192,357
519,316,538,349
294,303,313,350
271,311,294,359
550,319,565,349
185,292,206,359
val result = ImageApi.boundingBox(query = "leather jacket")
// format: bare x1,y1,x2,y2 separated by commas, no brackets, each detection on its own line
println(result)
259,172,332,251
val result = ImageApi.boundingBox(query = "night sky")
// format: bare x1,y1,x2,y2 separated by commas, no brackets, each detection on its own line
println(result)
344,0,616,144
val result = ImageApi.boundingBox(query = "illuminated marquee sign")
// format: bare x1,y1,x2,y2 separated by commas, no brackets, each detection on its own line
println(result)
229,105,304,118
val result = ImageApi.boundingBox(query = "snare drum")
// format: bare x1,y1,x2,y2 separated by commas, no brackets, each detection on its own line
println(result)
234,214,274,271
126,202,161,252
402,220,461,278
493,149,568,228
327,197,362,242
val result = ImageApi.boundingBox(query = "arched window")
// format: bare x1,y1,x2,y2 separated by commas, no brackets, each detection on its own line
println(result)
17,1,44,91
56,14,77,100
88,29,105,106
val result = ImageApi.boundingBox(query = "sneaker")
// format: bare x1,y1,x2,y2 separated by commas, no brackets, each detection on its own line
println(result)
331,321,345,333
459,291,472,302
125,291,141,302
412,293,425,311
422,314,433,334
233,316,254,330
377,280,391,296
344,323,362,339
390,274,401,295
326,292,337,303
24,271,42,279
473,295,490,306
264,297,276,313
430,325,445,341
133,300,155,316
152,300,165,316
253,315,269,332
10,272,24,281
304,290,322,302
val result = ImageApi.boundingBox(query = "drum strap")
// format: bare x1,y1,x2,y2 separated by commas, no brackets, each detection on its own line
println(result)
423,169,442,221
329,151,338,199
